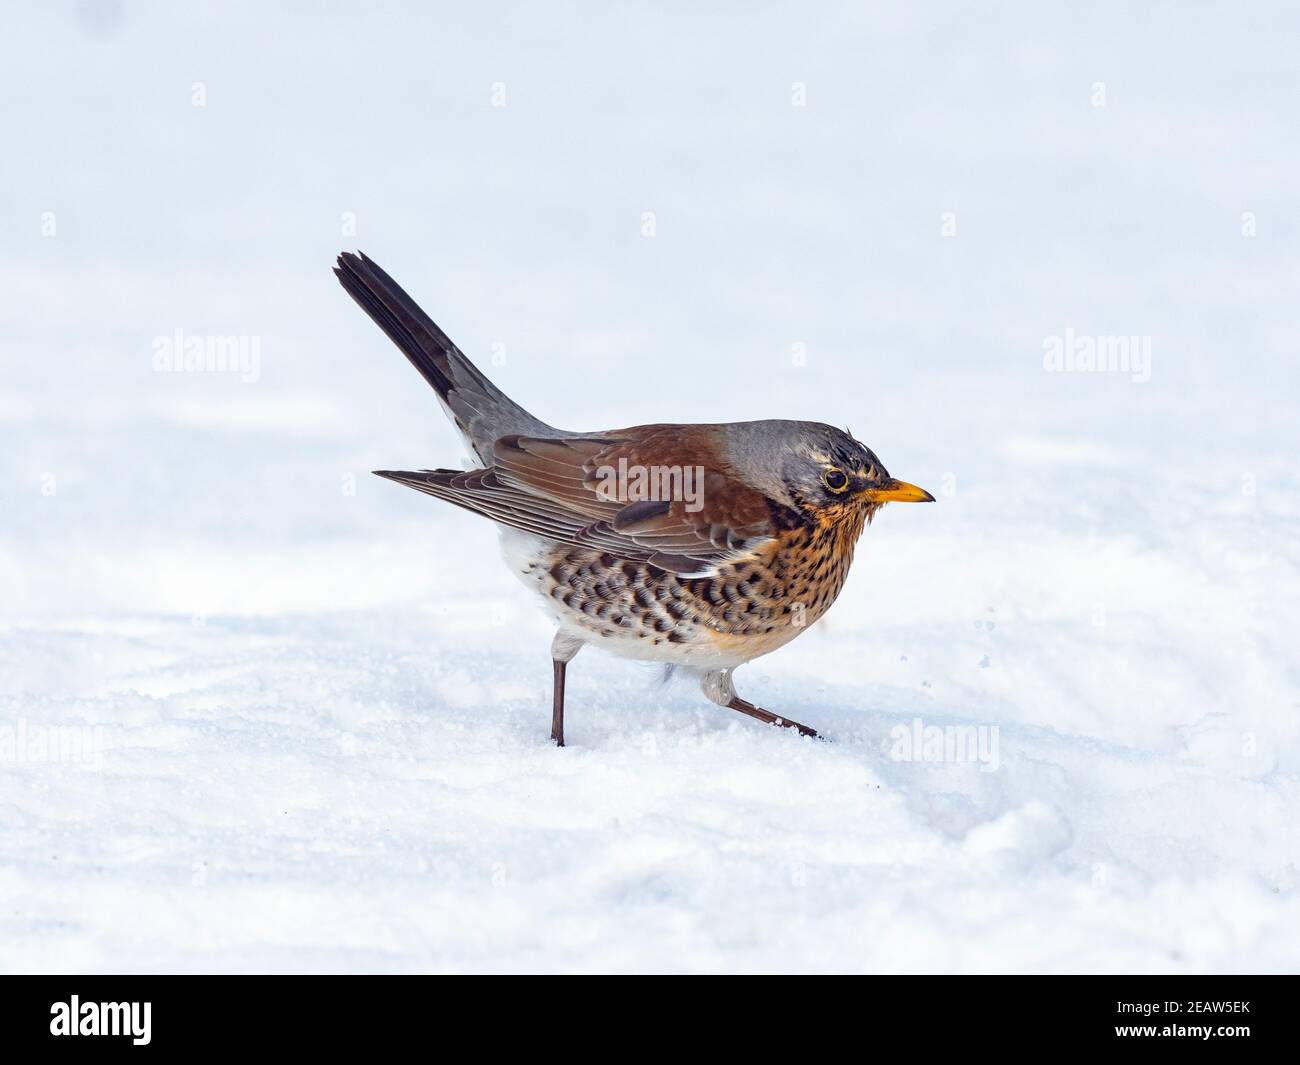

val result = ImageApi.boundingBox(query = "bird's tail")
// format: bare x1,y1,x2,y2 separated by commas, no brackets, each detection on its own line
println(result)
334,251,554,463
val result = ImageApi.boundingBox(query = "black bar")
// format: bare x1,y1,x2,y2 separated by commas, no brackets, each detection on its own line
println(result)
1,975,1291,1053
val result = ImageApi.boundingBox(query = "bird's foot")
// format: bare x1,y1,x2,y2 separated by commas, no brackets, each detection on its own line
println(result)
726,696,818,738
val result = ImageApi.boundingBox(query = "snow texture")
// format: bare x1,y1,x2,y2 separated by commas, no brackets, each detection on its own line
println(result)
2,2,1298,973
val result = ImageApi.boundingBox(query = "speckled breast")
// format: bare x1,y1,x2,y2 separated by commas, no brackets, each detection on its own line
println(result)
513,513,865,666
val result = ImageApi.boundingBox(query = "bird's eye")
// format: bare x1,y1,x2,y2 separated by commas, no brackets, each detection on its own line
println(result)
822,468,850,493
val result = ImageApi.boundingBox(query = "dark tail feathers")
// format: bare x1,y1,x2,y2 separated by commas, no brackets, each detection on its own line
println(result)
334,251,553,463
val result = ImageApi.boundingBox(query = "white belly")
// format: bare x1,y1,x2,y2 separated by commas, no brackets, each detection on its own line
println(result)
496,529,755,670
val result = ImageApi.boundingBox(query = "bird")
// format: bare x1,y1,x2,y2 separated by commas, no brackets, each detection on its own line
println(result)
334,251,933,745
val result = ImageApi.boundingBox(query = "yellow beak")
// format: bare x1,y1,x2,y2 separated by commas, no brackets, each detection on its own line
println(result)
862,479,935,503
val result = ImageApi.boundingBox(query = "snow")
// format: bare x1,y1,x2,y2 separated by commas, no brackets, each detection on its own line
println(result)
2,2,1299,973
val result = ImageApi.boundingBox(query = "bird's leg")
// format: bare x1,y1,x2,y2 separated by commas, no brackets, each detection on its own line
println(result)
549,631,584,747
551,660,566,745
699,669,818,738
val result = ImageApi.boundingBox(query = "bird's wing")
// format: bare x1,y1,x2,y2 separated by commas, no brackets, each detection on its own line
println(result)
374,468,595,545
494,428,780,575
377,428,780,577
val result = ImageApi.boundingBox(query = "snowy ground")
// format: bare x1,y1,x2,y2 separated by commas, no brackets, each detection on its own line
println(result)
2,2,1299,973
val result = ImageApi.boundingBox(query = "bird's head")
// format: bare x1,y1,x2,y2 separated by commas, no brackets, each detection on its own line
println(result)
777,423,933,527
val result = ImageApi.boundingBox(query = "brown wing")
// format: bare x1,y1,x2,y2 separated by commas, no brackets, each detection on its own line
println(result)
374,468,596,545
492,427,778,575
376,426,780,576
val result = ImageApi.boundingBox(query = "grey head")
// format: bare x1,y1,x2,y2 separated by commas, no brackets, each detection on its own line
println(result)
718,420,934,520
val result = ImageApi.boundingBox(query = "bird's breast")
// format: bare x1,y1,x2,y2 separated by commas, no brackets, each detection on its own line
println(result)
503,518,862,666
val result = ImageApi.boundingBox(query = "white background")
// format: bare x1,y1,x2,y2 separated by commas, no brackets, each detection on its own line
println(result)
1,1,1297,972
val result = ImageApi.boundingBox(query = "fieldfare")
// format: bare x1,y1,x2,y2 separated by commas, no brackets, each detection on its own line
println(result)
335,252,933,744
